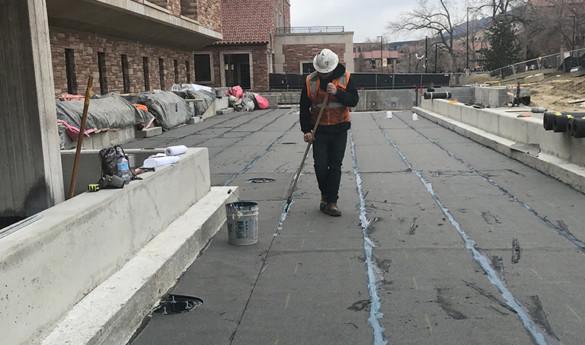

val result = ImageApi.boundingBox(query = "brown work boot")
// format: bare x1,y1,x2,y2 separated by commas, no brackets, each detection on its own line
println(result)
324,202,342,217
320,196,327,212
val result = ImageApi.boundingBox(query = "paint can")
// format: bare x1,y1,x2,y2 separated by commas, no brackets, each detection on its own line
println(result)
225,201,258,245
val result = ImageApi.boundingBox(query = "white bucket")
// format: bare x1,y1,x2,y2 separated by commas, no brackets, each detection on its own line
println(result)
225,201,258,245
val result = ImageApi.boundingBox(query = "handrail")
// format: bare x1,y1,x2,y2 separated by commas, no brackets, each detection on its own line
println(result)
276,26,345,34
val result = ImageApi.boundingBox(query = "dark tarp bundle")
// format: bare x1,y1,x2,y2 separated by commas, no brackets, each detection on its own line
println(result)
135,91,193,130
169,84,216,116
56,93,149,130
559,53,585,72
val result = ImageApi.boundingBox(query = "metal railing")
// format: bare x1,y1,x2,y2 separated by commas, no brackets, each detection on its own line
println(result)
276,26,344,34
487,48,585,81
269,73,451,90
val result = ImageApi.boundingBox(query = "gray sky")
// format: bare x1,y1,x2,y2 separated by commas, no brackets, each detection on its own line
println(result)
290,0,422,43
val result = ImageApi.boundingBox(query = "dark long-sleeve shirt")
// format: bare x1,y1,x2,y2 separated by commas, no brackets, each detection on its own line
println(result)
299,64,359,134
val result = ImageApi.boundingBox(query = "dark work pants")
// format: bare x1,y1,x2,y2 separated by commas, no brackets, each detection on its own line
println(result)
312,130,347,203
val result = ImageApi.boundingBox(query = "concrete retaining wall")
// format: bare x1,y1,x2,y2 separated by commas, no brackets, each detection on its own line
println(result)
0,148,217,345
473,86,529,108
415,99,585,193
260,87,474,110
59,95,227,150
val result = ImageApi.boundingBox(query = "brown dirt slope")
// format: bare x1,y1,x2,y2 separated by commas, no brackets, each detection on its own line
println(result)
467,71,585,112
529,76,585,112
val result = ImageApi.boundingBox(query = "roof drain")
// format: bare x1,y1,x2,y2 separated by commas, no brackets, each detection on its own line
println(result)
153,294,203,315
246,178,275,183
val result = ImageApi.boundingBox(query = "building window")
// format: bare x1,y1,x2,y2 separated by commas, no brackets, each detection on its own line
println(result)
301,62,315,74
159,58,165,90
98,52,108,95
143,57,150,91
65,49,77,94
121,54,130,94
194,54,211,82
174,59,179,84
186,61,191,83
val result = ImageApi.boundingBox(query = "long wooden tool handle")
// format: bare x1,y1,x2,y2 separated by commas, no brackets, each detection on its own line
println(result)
288,93,331,202
68,76,93,199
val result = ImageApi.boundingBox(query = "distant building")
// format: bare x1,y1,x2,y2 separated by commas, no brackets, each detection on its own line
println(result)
203,0,291,90
273,26,354,75
354,50,400,73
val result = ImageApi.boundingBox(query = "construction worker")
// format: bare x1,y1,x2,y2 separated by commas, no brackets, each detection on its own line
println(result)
300,49,359,216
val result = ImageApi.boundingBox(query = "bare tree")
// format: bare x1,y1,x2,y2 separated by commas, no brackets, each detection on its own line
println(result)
521,0,585,54
387,0,462,72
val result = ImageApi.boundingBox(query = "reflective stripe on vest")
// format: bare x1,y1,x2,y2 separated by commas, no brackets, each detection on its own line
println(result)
305,71,351,126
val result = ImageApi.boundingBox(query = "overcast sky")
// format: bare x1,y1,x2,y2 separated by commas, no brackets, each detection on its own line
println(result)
290,0,422,43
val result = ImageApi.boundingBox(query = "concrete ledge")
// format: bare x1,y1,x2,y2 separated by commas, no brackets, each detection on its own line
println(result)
41,186,238,345
414,106,585,193
136,126,163,138
187,116,203,124
216,107,234,115
60,126,136,150
1,148,210,345
524,73,545,83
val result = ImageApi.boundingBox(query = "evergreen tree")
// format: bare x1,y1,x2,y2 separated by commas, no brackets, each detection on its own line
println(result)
481,16,520,71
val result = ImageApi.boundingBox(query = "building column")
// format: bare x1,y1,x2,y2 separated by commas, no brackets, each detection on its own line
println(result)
1,0,64,221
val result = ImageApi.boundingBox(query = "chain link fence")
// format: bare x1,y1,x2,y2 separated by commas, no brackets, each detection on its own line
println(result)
487,48,585,81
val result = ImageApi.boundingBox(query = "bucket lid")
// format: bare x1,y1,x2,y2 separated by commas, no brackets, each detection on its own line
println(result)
226,201,258,208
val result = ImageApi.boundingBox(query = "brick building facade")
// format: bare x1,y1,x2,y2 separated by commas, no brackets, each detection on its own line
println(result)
200,0,291,91
51,28,195,95
47,0,355,94
48,0,222,96
273,32,355,77
281,43,346,74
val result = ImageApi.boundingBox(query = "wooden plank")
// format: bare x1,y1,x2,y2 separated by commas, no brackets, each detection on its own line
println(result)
568,99,585,104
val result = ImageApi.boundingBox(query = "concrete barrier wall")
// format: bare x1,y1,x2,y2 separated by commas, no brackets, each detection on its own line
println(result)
354,89,415,111
473,86,530,108
260,87,475,110
416,99,585,191
61,148,176,195
0,148,211,345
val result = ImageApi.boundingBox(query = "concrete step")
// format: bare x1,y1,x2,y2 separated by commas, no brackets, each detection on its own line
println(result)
136,126,163,138
41,186,238,345
216,108,234,115
187,116,203,125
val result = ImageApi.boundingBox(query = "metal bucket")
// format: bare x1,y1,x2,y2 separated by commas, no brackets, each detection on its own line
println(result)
225,201,258,245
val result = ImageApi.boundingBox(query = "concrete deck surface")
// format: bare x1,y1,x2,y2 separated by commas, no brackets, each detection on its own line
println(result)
124,108,585,345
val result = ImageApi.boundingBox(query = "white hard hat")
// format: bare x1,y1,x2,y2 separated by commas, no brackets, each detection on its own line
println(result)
313,49,339,73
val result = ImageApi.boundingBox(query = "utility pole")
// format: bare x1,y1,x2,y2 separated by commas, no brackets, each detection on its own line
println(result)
425,36,428,73
466,7,470,71
572,15,576,51
435,44,438,73
380,35,383,74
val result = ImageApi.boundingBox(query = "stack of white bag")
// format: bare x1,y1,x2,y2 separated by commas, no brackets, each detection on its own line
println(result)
143,145,187,168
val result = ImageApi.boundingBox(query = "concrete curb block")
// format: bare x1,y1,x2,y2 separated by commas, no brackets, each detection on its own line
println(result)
41,186,239,345
414,107,585,194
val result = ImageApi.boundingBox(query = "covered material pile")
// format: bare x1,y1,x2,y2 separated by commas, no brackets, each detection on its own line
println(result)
225,85,269,111
56,93,154,141
169,84,216,116
132,91,193,130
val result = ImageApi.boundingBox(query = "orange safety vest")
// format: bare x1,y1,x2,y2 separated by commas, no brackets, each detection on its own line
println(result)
306,71,351,126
